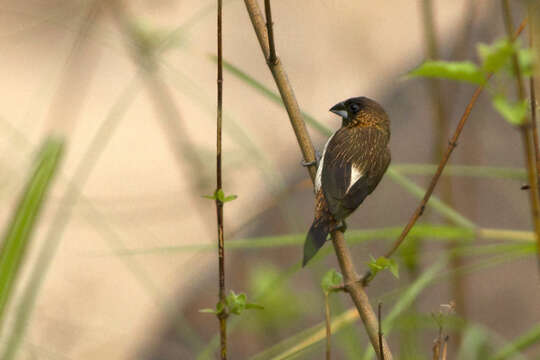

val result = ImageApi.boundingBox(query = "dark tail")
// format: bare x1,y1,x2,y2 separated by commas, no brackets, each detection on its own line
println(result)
302,218,332,266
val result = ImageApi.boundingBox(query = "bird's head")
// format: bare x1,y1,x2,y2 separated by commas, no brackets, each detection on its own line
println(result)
330,97,390,134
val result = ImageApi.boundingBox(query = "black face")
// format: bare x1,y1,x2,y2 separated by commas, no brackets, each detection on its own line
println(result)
330,97,367,122
330,97,387,126
348,102,361,115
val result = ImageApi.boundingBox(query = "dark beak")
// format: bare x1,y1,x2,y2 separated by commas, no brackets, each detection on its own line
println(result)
330,101,347,118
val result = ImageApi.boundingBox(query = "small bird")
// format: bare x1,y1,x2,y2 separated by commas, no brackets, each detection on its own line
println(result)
303,97,391,266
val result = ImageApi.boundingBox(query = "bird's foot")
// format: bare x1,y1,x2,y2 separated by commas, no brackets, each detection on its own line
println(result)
335,220,347,233
301,151,322,167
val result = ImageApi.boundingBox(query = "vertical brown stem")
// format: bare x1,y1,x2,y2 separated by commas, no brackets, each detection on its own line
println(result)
264,0,277,65
216,0,228,358
528,13,540,181
378,303,384,360
502,0,540,264
530,76,539,178
324,293,331,360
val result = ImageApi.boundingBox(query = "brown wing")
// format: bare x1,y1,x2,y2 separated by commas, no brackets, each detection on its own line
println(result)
321,127,390,220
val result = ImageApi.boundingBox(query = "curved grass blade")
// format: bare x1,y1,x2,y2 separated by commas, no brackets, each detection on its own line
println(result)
0,137,64,328
99,224,474,256
217,57,331,137
248,259,445,360
360,259,446,360
387,168,475,228
491,323,540,360
99,225,537,257
391,164,526,181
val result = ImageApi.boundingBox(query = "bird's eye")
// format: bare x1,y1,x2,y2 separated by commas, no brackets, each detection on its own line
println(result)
349,103,360,114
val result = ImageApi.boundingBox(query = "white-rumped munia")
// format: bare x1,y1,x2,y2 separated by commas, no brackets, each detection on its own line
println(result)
303,97,391,266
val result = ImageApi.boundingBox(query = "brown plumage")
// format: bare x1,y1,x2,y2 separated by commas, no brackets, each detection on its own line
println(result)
303,97,391,266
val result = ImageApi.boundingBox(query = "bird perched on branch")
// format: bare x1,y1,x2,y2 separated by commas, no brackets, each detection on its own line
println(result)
303,97,391,266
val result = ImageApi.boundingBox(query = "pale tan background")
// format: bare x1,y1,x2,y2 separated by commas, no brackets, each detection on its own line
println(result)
1,1,538,359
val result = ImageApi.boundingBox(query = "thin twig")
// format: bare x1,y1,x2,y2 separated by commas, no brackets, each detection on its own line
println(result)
432,316,443,360
362,18,528,283
378,303,384,360
441,336,449,360
432,341,440,360
244,0,318,181
216,1,228,359
528,10,540,187
243,0,392,358
530,72,539,180
502,1,540,265
264,0,277,65
324,293,331,360
381,81,487,260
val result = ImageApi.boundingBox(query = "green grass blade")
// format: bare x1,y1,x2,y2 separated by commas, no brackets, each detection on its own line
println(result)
387,168,475,228
100,224,536,256
0,137,64,327
218,57,332,136
248,260,444,360
249,308,357,360
491,323,540,360
391,164,526,181
99,224,475,256
361,259,446,360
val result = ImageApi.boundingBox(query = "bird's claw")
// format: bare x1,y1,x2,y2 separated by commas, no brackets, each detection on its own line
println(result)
301,151,322,167
335,220,347,233
301,159,317,167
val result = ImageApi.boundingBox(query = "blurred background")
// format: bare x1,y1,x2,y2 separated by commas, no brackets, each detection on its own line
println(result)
0,0,539,359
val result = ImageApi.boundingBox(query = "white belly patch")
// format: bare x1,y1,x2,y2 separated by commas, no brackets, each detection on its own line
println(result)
346,165,364,193
315,132,336,192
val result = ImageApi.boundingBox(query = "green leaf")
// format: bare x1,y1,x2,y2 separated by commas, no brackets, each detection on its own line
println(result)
399,234,420,272
367,256,399,279
389,261,399,279
246,303,265,310
492,95,528,126
321,268,343,293
202,189,237,203
216,301,225,314
215,189,225,202
503,47,535,77
223,194,238,203
477,39,515,73
216,301,226,314
226,290,246,315
0,137,64,326
199,300,227,315
407,61,486,84
199,308,217,314
516,48,535,76
223,290,262,316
